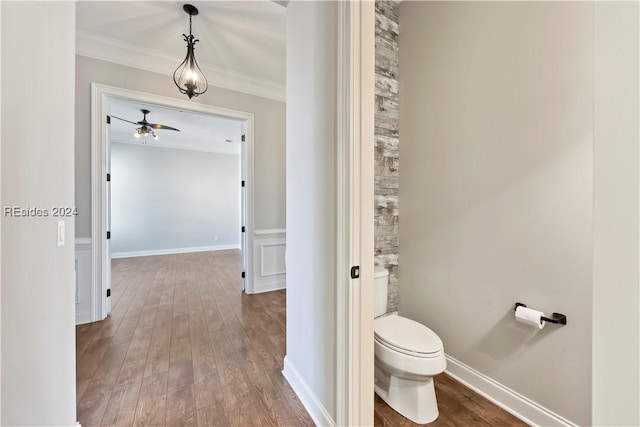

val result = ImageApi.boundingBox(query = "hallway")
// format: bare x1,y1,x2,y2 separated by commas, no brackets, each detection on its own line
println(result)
76,250,526,427
76,251,313,426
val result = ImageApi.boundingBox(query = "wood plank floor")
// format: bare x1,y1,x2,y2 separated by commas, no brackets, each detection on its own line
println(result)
374,373,528,426
76,251,313,427
77,250,527,427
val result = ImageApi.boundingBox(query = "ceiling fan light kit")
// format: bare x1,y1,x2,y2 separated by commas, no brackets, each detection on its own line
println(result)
134,128,159,140
173,4,208,99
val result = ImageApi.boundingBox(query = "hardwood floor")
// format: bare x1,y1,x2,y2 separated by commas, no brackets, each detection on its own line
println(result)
374,373,529,427
77,250,527,427
76,251,313,427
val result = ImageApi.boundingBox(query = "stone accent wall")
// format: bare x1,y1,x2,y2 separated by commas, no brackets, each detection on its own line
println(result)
374,1,400,313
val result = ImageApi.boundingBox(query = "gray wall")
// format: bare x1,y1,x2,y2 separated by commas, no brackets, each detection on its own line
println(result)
399,2,593,424
110,143,240,255
286,0,337,419
374,1,400,313
1,2,77,425
592,3,639,425
75,55,285,238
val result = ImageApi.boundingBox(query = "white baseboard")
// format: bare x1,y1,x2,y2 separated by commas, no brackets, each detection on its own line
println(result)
75,312,92,325
283,356,335,427
111,244,240,259
253,282,286,294
445,355,577,427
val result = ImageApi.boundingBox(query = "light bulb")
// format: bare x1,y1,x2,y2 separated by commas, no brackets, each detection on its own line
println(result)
153,134,159,140
186,68,198,83
134,132,140,138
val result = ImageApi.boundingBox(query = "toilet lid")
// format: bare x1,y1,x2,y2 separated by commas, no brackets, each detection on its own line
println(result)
374,316,443,355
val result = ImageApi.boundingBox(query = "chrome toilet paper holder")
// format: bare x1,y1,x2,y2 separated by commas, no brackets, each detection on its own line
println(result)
514,302,567,325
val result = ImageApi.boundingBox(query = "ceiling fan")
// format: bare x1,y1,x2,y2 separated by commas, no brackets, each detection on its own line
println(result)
110,109,180,141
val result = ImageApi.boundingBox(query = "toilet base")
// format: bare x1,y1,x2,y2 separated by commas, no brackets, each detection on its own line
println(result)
375,371,439,424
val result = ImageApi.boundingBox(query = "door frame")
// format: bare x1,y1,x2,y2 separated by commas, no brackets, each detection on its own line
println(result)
335,1,376,426
90,83,255,321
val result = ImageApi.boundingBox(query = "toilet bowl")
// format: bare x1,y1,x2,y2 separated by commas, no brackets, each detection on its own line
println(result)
374,265,446,424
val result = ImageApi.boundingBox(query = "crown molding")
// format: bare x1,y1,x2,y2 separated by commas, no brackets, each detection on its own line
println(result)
76,30,285,102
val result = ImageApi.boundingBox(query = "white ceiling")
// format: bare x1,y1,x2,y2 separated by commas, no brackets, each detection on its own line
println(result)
109,97,243,154
77,1,286,100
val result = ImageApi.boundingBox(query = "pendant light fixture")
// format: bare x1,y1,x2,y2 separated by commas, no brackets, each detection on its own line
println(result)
173,4,208,99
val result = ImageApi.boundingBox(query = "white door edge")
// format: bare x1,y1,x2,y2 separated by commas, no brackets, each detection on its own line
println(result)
335,2,376,426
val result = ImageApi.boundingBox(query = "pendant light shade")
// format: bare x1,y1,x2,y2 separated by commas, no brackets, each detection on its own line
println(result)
174,4,208,99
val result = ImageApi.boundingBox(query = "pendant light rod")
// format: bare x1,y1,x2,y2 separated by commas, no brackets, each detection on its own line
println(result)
184,4,198,39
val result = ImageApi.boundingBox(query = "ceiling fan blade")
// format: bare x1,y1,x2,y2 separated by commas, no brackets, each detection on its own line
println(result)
110,115,139,125
148,123,181,132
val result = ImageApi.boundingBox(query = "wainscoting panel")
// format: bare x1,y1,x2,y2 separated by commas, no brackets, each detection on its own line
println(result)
75,238,93,324
253,229,286,293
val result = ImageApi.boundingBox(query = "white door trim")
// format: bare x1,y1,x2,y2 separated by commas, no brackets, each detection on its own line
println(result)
90,83,256,321
335,2,376,426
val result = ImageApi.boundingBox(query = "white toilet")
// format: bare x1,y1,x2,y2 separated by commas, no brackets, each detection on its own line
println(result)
374,264,447,424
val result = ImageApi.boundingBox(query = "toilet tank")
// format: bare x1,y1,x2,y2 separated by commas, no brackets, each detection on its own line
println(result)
374,264,389,317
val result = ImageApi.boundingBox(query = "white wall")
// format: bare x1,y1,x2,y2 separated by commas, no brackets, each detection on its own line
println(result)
110,142,240,256
0,3,3,420
75,55,286,238
284,1,338,423
1,2,76,425
592,2,640,425
399,2,594,425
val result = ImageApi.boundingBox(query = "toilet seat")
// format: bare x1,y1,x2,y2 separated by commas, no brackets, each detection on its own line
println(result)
374,316,443,358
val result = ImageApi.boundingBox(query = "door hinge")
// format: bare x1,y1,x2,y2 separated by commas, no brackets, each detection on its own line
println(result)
241,134,246,142
350,266,360,279
106,173,111,182
106,289,111,297
106,231,111,240
242,271,246,279
242,226,245,233
106,115,111,124
241,180,245,187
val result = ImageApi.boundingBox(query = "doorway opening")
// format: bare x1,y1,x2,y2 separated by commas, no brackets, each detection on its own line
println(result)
90,83,256,321
108,98,244,266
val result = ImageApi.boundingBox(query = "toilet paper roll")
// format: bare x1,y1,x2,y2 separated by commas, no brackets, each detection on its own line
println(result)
515,306,545,330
